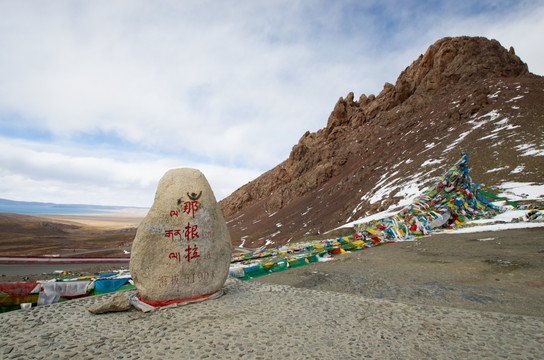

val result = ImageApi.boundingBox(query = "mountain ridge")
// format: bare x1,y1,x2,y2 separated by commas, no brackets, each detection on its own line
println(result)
0,198,148,215
219,36,544,248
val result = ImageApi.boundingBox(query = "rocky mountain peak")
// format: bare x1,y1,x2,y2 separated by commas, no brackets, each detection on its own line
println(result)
398,36,527,95
326,37,529,136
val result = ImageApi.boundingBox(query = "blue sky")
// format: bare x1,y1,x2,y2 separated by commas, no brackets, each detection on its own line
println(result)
1,0,543,207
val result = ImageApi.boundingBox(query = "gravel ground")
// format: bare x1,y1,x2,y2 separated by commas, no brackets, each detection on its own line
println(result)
1,279,543,359
258,228,544,317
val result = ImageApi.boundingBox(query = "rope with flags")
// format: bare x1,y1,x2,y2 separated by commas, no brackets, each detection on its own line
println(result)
354,153,503,240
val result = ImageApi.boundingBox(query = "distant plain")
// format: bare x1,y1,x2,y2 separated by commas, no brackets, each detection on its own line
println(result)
0,212,142,256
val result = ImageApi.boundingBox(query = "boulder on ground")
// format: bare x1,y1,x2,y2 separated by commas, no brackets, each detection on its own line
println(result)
130,168,232,303
88,292,131,314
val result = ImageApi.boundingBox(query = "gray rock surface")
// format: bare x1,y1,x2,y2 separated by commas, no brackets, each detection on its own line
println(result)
130,168,231,302
87,291,131,314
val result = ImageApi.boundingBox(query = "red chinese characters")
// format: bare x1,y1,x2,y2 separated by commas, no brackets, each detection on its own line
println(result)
170,201,199,218
170,244,201,263
157,274,182,288
184,222,199,241
159,270,215,287
158,276,168,288
184,244,200,262
183,201,199,218
165,198,203,264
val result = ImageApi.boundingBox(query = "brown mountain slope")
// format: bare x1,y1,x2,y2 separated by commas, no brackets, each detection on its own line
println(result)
219,36,544,249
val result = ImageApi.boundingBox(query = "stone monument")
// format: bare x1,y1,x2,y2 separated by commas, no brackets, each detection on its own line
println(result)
130,168,232,304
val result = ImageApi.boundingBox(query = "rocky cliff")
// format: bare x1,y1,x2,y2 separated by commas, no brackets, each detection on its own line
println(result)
219,36,544,248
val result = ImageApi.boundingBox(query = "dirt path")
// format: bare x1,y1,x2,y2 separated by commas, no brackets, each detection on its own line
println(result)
256,228,544,316
0,263,129,280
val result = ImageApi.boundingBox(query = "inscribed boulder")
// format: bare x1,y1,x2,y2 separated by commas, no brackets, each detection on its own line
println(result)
130,168,232,302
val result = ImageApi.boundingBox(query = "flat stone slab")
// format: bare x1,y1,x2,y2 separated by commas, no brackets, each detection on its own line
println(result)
88,291,131,314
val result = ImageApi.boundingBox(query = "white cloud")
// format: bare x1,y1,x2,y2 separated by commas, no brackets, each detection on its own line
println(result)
0,137,261,206
2,2,363,172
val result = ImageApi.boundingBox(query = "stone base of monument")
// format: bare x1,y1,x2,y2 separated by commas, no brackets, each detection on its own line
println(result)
130,290,224,312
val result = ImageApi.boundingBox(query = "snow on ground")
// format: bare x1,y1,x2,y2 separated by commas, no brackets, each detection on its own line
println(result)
505,95,524,103
455,208,544,233
510,165,524,174
445,110,504,154
471,209,528,223
515,143,544,157
486,166,510,173
498,182,544,201
452,220,544,234
421,158,442,167
239,236,248,248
